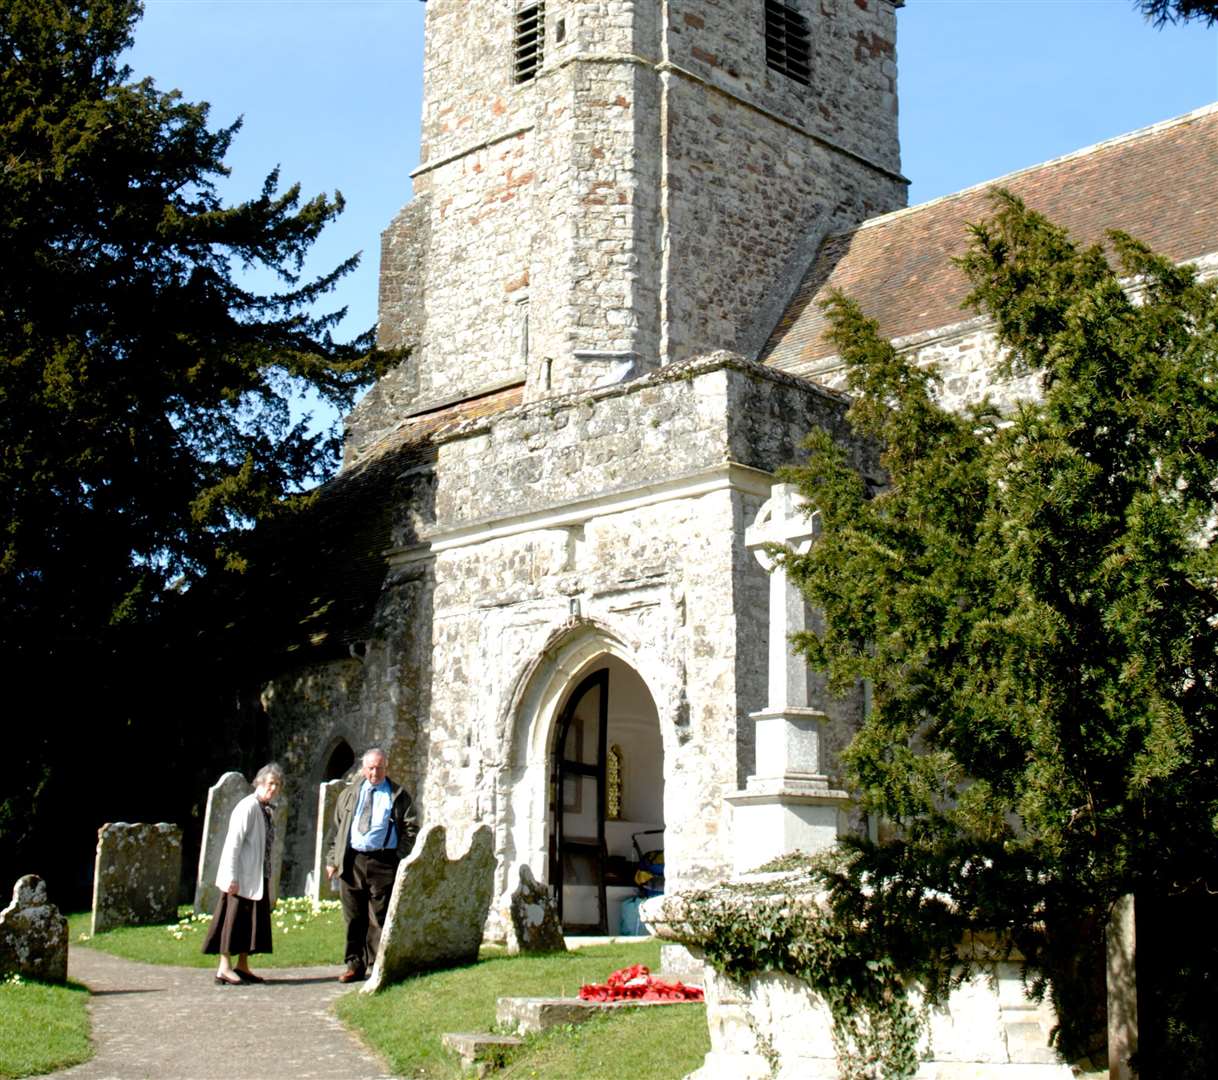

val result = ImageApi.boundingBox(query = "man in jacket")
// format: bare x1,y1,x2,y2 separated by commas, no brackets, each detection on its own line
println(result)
325,746,419,982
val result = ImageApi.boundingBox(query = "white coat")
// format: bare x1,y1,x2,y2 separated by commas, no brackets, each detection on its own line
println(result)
214,793,270,901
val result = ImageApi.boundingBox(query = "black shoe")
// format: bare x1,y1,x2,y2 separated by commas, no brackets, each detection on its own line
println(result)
233,969,264,984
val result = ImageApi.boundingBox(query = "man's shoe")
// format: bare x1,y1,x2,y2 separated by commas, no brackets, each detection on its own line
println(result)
338,966,365,984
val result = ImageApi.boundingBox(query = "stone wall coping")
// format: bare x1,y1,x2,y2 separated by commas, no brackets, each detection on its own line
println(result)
397,349,848,461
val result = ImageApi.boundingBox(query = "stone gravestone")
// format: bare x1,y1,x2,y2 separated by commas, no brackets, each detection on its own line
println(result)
0,875,68,983
506,863,566,955
362,823,495,993
92,822,182,935
309,779,347,910
193,771,249,915
268,796,289,904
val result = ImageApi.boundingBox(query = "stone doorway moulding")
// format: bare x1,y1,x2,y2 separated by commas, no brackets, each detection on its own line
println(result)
499,618,668,936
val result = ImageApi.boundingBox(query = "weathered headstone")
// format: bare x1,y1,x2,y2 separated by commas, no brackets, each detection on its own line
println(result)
91,822,182,935
0,875,68,983
363,824,495,993
309,779,347,909
506,863,566,955
193,771,249,914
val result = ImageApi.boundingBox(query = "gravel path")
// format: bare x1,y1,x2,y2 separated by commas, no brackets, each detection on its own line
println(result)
43,946,399,1080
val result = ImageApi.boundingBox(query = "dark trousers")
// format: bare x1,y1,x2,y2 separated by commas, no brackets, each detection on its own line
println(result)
340,849,399,972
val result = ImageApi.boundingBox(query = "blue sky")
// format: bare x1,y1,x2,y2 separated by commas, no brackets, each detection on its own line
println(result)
127,0,1216,427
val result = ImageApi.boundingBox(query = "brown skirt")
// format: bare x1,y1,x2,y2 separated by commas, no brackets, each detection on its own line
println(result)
201,880,273,956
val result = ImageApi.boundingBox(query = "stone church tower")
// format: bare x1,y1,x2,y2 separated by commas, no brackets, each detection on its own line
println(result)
348,0,906,459
261,0,913,932
254,1,1216,948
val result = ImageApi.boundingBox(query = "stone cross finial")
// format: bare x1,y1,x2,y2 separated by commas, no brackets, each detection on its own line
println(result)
744,483,817,711
728,482,847,874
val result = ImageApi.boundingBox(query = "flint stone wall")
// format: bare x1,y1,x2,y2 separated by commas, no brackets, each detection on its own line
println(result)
363,823,494,992
261,658,427,899
415,358,868,911
193,771,249,914
92,822,182,935
266,357,871,923
0,875,68,983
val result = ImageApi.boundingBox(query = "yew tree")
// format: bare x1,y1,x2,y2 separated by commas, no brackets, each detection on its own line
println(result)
0,1,386,890
1138,0,1218,26
783,193,1217,1071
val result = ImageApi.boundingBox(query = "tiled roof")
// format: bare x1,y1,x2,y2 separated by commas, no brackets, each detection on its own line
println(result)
762,105,1218,374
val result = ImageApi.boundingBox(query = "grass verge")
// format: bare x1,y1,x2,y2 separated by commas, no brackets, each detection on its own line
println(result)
67,897,346,968
0,976,92,1079
336,939,709,1079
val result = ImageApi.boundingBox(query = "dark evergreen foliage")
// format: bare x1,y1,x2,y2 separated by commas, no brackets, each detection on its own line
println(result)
781,193,1218,1073
1138,0,1218,26
0,1,388,900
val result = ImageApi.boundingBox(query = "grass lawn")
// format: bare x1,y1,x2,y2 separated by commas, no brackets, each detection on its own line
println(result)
67,896,346,968
0,977,92,1079
337,938,710,1079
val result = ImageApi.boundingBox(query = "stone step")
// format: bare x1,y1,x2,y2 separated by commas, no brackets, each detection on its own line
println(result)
496,993,702,1036
440,1031,524,1077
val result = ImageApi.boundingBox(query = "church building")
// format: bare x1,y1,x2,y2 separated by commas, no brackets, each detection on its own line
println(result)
250,0,1218,937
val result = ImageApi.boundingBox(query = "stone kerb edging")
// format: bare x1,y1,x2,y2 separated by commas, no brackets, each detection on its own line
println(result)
640,881,1072,1079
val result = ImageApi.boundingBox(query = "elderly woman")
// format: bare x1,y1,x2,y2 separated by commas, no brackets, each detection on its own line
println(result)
201,763,284,985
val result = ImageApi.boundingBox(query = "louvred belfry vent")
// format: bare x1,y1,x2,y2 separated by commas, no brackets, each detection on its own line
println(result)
765,0,812,87
515,2,545,84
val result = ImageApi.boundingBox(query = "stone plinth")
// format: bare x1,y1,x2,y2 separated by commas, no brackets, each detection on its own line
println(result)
92,822,182,935
363,824,495,992
724,790,847,875
193,772,248,915
506,863,566,955
0,875,68,983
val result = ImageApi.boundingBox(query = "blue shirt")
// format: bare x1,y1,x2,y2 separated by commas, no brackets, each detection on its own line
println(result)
349,779,396,852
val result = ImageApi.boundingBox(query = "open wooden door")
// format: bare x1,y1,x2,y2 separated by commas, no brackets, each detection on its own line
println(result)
549,668,609,934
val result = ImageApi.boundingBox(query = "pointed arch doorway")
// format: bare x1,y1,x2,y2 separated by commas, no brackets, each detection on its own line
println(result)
548,656,664,934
